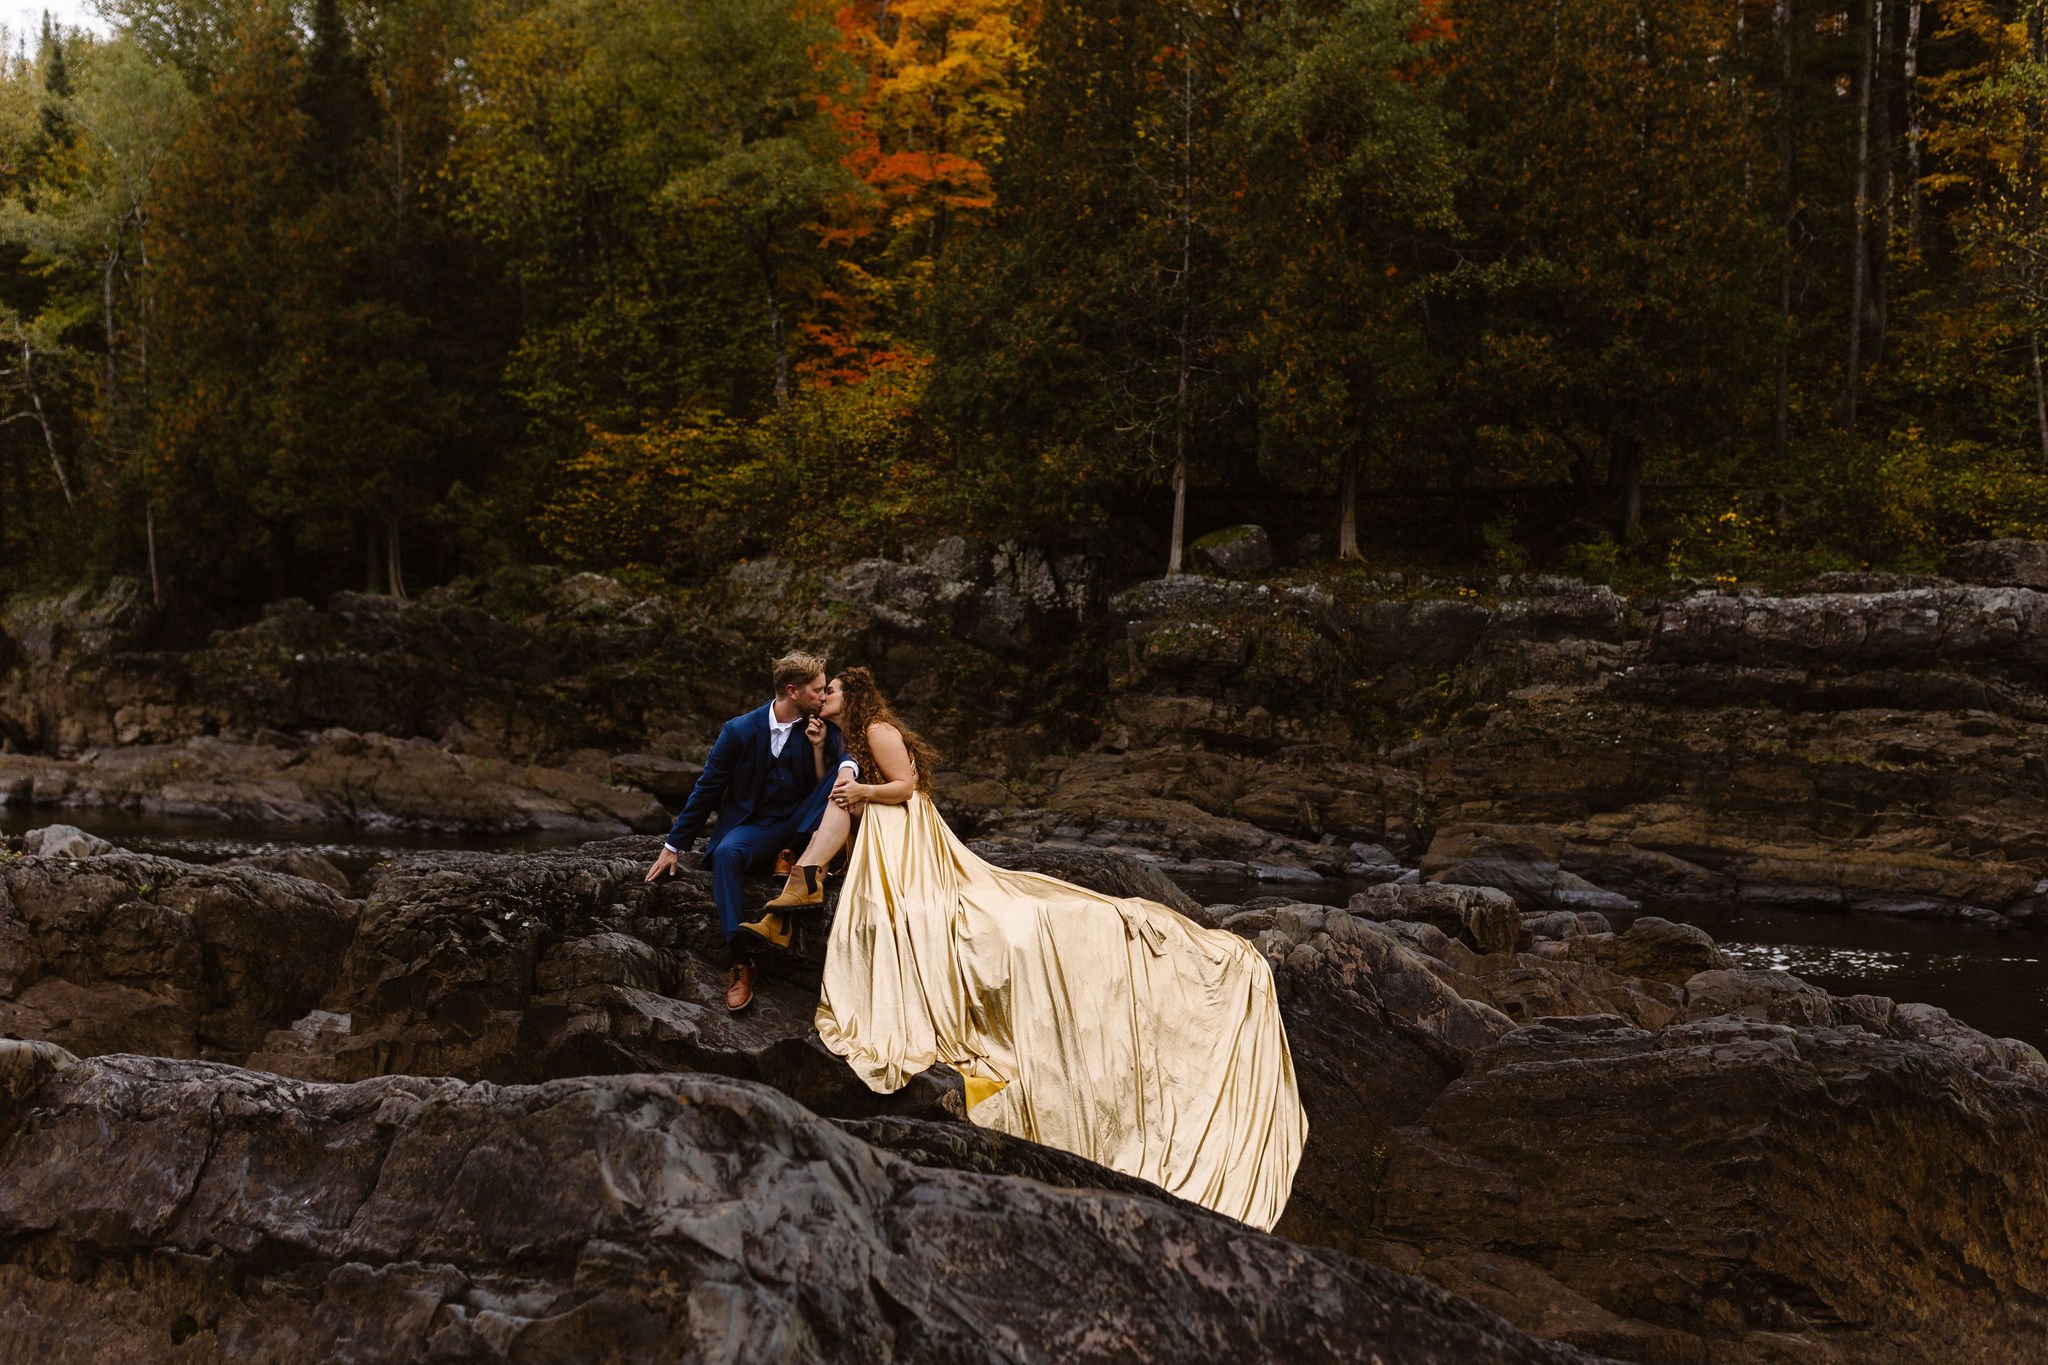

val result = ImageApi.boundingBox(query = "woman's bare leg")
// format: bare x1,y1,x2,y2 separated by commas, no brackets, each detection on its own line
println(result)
795,800,851,868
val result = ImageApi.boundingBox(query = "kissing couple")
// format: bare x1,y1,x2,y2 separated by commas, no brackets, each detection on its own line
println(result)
645,650,1310,1230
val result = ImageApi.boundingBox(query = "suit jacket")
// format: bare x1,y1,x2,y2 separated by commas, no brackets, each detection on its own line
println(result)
664,702,852,856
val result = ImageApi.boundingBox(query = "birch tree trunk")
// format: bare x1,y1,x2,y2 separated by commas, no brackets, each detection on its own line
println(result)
19,338,72,507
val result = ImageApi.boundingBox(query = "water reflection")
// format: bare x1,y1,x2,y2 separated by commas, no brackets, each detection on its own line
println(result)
1180,872,2048,1053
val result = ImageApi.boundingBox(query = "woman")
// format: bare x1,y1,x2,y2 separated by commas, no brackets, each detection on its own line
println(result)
777,668,1307,1231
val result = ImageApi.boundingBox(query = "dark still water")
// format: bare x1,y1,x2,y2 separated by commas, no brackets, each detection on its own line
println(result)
9,812,2047,1055
1184,874,2048,1055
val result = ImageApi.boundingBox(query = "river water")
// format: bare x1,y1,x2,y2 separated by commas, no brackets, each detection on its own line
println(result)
11,810,2046,1054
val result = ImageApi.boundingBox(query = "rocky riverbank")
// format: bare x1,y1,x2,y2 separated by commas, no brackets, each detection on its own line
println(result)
12,541,2048,921
3,831,2044,1360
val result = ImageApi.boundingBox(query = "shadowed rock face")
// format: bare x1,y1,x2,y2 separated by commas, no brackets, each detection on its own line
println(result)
17,559,2048,918
1376,1019,2048,1362
0,732,670,834
1247,902,2048,1363
6,834,2048,1362
0,852,356,1060
0,1046,1605,1365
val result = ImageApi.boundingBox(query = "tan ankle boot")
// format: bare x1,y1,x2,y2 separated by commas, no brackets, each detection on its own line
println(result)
736,911,791,950
764,865,825,909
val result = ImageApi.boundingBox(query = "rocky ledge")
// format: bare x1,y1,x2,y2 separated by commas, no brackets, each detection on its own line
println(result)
1004,548,2048,924
0,730,668,835
0,1046,1595,1364
18,543,2048,922
3,834,2045,1361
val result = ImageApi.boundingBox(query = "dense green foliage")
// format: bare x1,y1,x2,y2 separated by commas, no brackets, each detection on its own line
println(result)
1,0,2044,602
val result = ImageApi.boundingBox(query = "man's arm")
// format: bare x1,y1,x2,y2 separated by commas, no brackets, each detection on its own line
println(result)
824,722,857,777
646,721,741,881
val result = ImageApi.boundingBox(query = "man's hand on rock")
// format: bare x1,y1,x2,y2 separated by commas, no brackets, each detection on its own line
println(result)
646,846,680,882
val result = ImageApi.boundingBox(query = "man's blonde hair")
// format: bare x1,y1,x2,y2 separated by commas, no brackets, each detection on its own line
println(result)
771,651,828,697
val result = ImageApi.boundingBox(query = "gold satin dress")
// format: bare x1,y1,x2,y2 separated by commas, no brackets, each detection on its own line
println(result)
814,792,1308,1230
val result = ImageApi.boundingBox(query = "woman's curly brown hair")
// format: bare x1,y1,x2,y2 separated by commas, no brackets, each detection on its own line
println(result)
835,667,938,793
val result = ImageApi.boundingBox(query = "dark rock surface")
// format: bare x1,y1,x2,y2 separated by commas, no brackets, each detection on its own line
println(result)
1190,524,1276,579
0,1045,1604,1364
0,732,669,834
5,830,2048,1361
1375,1018,2048,1362
1247,900,2048,1362
15,554,2048,922
17,553,2048,1359
0,851,357,1061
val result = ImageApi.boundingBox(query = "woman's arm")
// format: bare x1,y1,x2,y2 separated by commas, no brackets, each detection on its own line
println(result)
807,714,828,781
838,723,917,809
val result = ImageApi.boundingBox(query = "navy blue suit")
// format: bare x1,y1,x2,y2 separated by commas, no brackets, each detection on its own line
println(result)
665,702,852,945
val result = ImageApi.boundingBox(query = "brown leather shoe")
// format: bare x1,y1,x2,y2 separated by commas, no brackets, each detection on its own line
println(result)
773,848,796,877
724,962,754,1012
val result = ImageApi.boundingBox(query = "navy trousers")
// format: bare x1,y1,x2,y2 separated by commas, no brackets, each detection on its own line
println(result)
704,773,836,945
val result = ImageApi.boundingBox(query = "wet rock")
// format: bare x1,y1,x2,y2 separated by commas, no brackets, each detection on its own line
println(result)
1254,907,1514,1256
1351,882,1522,955
608,751,704,804
19,824,113,859
0,852,356,1060
1423,826,1637,912
1422,825,1568,906
1190,525,1276,579
0,733,669,835
1886,1001,2048,1077
1680,968,1841,1028
1564,917,1724,985
220,849,351,894
1375,1018,2048,1359
1464,955,1681,1031
0,1054,1604,1365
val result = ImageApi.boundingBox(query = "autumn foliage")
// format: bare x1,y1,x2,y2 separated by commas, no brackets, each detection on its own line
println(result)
4,0,2048,600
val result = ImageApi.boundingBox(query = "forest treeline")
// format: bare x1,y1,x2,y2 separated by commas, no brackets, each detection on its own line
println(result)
1,0,2045,603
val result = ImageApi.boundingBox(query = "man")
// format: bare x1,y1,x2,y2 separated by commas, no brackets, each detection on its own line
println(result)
646,652,855,1011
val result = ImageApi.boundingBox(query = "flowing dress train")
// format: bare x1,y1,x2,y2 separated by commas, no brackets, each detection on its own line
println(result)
814,792,1307,1230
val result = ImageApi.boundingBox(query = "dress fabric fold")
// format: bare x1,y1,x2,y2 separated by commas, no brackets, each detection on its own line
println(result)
814,792,1307,1231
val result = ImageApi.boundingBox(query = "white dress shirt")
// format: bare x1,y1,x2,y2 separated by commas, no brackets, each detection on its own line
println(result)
768,702,798,757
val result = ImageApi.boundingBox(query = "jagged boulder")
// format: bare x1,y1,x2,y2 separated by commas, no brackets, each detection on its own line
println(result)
1562,917,1723,985
1374,1018,2048,1360
19,824,113,859
0,1048,1605,1365
1190,525,1276,579
0,852,356,1060
1351,881,1523,955
1254,905,1514,1256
